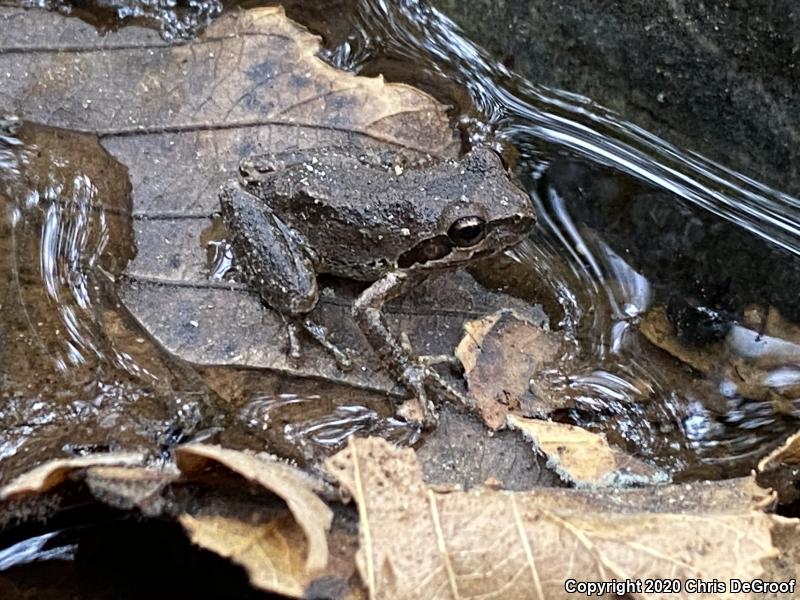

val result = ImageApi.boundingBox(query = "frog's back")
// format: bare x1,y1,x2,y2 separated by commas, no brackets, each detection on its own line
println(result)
244,146,534,281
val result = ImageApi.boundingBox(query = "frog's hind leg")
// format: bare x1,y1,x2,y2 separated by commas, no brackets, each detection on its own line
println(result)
353,270,474,427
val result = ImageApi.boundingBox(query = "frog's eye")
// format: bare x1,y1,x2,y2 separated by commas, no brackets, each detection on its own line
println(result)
448,216,486,247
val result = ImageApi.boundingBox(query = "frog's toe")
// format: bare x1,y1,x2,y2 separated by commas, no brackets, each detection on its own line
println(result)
417,353,463,371
298,318,353,370
398,363,472,426
420,365,474,412
286,321,303,360
400,365,439,427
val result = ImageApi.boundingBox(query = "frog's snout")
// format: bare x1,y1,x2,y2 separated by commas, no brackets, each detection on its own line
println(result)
515,213,536,235
489,211,535,253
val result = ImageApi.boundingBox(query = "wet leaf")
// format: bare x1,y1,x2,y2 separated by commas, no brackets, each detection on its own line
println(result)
640,306,800,405
327,437,780,600
1,5,499,397
415,404,559,491
507,415,668,487
455,309,566,429
0,4,550,489
175,444,332,572
639,306,720,374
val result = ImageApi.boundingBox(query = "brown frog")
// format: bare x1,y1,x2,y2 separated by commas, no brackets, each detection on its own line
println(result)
219,145,535,424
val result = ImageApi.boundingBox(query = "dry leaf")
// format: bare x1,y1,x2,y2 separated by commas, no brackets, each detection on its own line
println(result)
175,444,331,573
0,453,144,501
456,309,565,429
180,513,309,598
757,431,800,504
760,432,800,471
507,414,668,487
327,437,780,600
82,466,176,513
0,446,363,599
763,517,800,599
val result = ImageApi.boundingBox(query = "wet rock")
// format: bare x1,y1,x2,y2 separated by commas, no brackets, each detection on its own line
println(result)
433,0,800,197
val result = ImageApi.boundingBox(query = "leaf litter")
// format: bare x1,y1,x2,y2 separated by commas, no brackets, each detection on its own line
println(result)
326,437,783,600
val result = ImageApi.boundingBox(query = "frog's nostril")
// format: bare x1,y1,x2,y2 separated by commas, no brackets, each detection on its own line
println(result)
514,214,535,233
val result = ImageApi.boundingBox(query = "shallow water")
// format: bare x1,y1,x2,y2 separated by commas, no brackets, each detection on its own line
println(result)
1,0,800,488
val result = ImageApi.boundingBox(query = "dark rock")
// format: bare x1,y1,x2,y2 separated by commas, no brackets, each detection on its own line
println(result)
433,0,800,196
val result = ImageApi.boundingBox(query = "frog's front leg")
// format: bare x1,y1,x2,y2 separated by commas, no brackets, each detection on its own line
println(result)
220,183,351,369
352,271,472,426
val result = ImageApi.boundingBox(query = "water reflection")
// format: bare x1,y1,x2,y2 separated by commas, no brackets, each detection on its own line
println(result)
23,0,222,40
0,120,210,479
325,0,800,253
1,119,135,373
240,393,420,459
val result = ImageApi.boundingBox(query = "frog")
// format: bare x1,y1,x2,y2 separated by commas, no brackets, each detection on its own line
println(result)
219,145,536,425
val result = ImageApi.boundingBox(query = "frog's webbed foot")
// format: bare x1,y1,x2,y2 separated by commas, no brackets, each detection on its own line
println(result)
398,362,473,427
287,318,353,370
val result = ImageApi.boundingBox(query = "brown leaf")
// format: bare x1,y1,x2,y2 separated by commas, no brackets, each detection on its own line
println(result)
0,453,144,501
180,513,310,598
175,444,332,573
763,517,800,599
1,5,546,401
760,431,800,471
507,415,668,487
1,6,485,397
639,306,720,374
82,465,176,513
757,431,800,504
0,447,364,599
456,309,565,429
1,5,550,497
415,404,559,491
327,437,780,600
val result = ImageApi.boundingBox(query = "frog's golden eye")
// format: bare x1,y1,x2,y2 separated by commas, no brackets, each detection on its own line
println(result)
448,216,486,247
